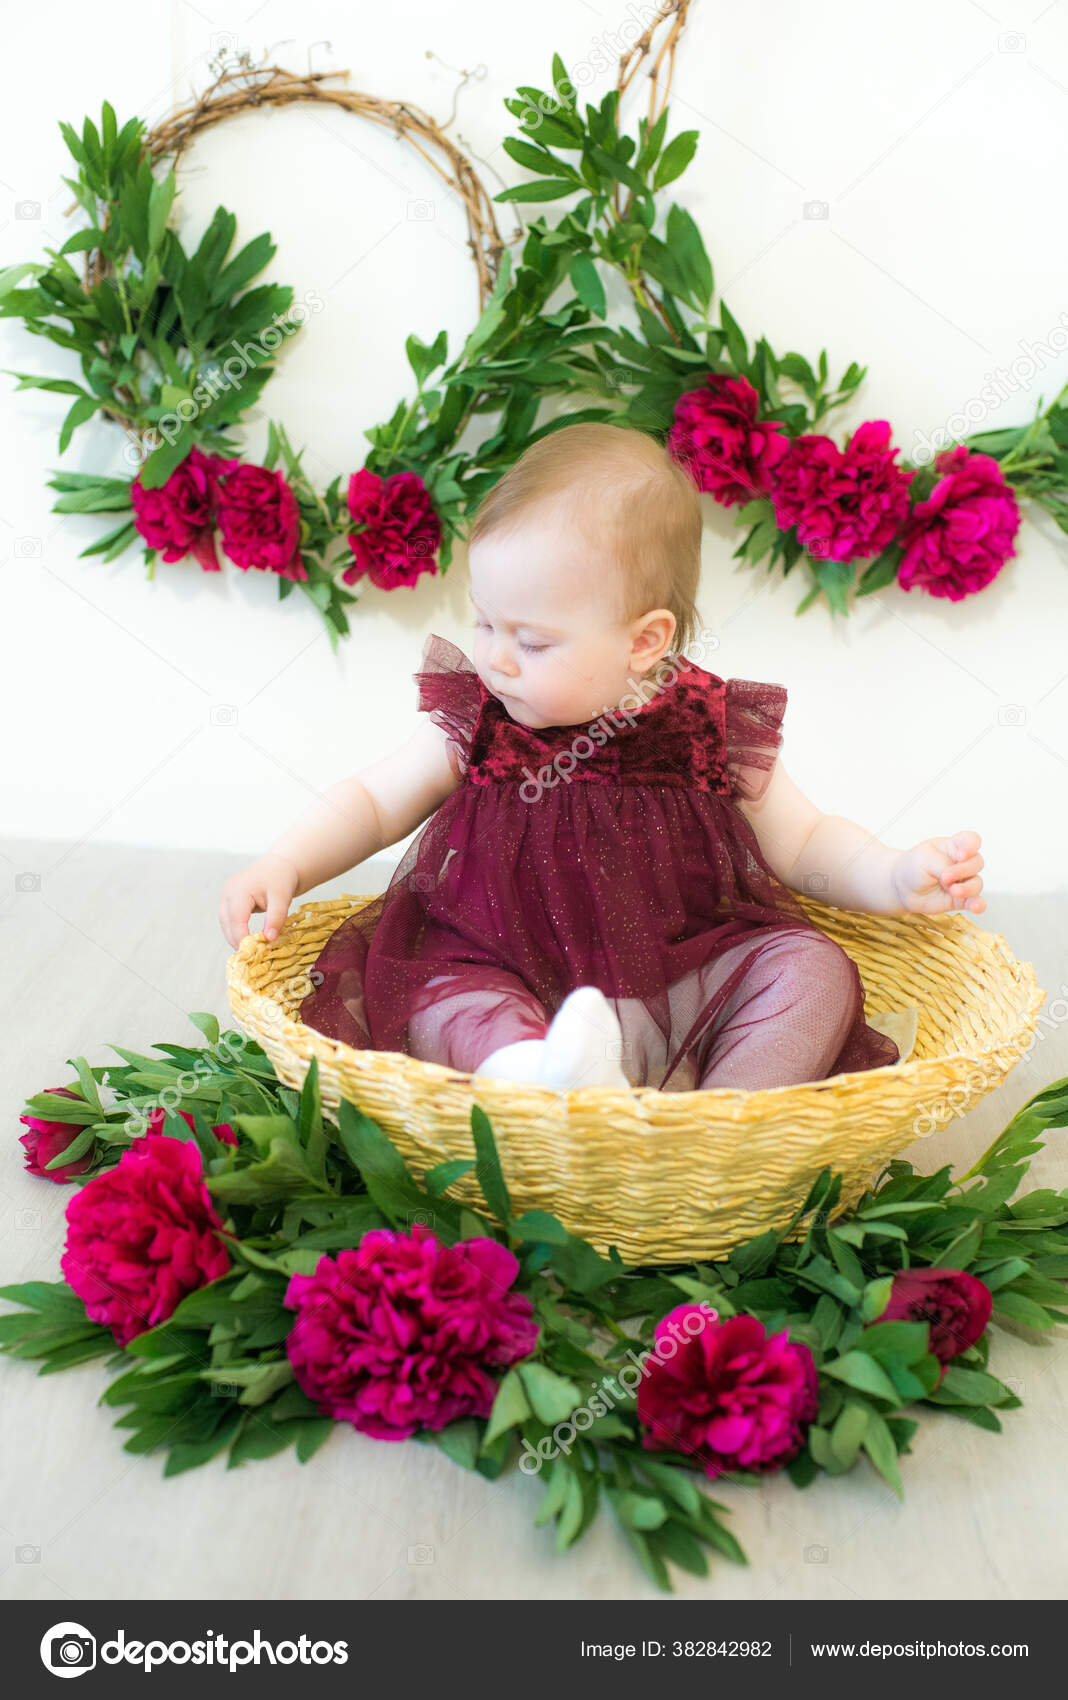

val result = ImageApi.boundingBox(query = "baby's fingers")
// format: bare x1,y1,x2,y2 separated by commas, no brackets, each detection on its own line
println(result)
940,851,984,887
946,874,985,912
220,895,250,950
220,883,263,949
262,887,292,943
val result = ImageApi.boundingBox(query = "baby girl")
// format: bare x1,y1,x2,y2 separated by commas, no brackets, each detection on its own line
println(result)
219,423,985,1094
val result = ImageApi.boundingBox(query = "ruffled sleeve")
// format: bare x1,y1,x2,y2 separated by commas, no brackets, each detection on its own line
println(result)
723,676,787,804
413,632,484,780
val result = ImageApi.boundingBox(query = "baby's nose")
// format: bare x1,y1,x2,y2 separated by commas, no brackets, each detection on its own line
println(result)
489,640,519,674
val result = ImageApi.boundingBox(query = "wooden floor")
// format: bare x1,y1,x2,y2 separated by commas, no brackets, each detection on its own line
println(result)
2,837,1066,1601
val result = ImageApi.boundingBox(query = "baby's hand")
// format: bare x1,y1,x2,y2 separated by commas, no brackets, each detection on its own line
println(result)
219,853,301,950
890,831,986,916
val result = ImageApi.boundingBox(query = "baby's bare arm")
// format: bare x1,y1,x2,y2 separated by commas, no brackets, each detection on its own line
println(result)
737,760,906,914
219,719,465,947
268,716,461,897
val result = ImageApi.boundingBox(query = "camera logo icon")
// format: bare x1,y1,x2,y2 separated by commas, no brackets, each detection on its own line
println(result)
40,1621,96,1676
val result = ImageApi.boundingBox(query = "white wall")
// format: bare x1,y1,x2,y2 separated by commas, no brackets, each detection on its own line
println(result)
3,0,1068,891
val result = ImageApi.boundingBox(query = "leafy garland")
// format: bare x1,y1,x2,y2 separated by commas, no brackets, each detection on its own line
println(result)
5,24,1068,645
4,1016,1067,1593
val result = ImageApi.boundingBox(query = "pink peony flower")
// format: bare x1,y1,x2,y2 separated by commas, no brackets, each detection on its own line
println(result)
61,1133,233,1347
637,1304,819,1480
897,445,1020,601
283,1221,540,1440
667,373,791,507
19,1086,96,1183
877,1266,992,1386
343,468,441,589
771,419,914,562
145,1107,238,1147
214,462,306,581
130,445,228,572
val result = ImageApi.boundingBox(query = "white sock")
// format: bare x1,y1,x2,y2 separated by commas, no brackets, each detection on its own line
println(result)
536,987,630,1090
472,988,631,1090
473,1038,547,1083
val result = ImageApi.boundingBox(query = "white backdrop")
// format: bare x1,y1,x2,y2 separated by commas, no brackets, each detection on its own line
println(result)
3,0,1068,892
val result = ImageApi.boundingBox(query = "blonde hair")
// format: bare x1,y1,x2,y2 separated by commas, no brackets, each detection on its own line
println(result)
466,422,703,656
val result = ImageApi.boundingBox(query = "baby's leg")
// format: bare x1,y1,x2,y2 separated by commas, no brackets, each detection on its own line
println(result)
692,928,858,1090
406,968,550,1074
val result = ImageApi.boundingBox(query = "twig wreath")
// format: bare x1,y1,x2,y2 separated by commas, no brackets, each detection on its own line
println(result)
3,1019,1067,1591
5,0,1068,645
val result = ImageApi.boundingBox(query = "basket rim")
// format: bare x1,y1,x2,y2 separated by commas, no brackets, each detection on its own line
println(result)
226,894,1046,1105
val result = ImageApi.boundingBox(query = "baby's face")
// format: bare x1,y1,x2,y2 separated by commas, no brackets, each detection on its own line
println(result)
468,511,670,728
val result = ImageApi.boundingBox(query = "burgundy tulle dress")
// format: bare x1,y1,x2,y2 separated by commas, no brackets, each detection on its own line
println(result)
298,633,900,1091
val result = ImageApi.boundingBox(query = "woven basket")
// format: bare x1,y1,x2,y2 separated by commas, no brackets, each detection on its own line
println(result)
226,892,1044,1265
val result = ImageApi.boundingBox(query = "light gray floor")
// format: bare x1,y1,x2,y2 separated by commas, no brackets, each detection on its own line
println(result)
1,837,1066,1601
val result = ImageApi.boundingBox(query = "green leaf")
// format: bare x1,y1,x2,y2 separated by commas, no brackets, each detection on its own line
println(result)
665,204,713,308
147,167,176,252
857,1320,932,1363
424,1157,475,1197
334,1099,425,1224
929,1364,1016,1406
992,1290,1057,1330
469,1105,512,1228
481,1366,532,1446
822,1351,902,1404
516,1362,580,1424
829,1399,869,1466
461,303,507,363
650,1518,709,1578
607,1488,668,1531
494,178,581,203
418,1417,481,1471
162,1409,246,1476
719,299,748,373
212,232,276,304
509,1210,572,1246
41,1122,98,1172
549,1232,624,1295
206,1136,319,1207
458,1208,489,1241
534,1457,572,1526
555,1470,586,1552
137,427,193,491
861,1408,904,1498
621,1526,672,1590
405,328,448,387
856,552,901,596
551,53,577,112
57,394,99,455
187,1011,221,1045
57,229,105,256
296,1055,327,1182
0,1281,89,1322
509,109,585,151
569,253,606,317
653,130,699,189
634,1457,702,1517
501,136,580,179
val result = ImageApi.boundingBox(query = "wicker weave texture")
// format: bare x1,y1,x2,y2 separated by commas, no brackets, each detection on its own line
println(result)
226,893,1044,1264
